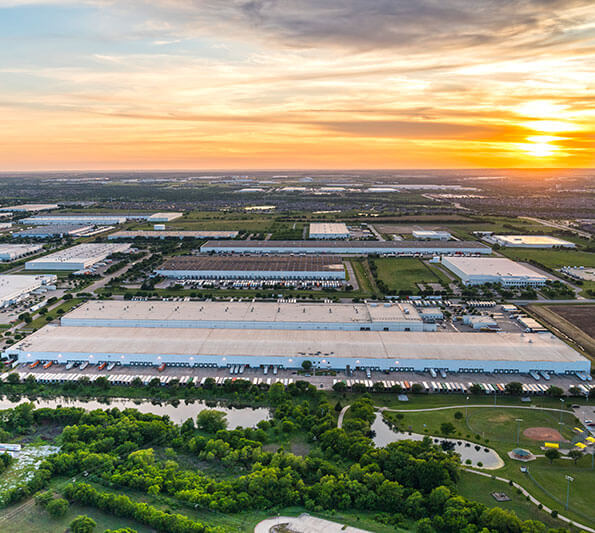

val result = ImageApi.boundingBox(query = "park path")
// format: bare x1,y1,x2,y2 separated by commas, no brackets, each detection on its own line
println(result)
464,468,595,533
337,404,350,428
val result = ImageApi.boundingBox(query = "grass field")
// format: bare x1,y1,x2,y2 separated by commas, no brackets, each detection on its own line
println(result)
500,248,595,269
374,257,447,292
381,403,595,526
383,406,579,454
456,471,566,529
545,305,595,338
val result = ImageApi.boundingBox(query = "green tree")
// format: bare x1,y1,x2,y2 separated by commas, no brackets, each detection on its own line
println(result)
301,360,312,371
70,515,96,533
454,411,463,420
568,449,583,465
546,386,564,397
440,422,455,436
505,382,523,395
46,498,69,518
196,409,228,433
332,381,347,393
545,448,560,464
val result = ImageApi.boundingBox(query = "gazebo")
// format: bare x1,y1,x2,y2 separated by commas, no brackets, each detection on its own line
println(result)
508,448,535,462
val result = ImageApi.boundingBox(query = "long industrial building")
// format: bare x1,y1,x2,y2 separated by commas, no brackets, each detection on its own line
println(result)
201,240,491,255
0,244,43,261
14,225,94,238
0,204,59,212
25,243,131,271
5,323,589,375
20,215,127,226
109,230,238,240
61,300,431,331
0,274,57,308
309,223,350,239
155,255,346,280
441,256,549,286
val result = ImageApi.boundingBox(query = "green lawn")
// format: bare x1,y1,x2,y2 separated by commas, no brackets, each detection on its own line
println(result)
381,403,595,527
0,500,153,533
500,248,595,269
374,257,446,292
456,471,567,529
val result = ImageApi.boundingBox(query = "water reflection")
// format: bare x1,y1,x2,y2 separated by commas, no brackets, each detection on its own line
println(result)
0,395,270,428
372,414,502,468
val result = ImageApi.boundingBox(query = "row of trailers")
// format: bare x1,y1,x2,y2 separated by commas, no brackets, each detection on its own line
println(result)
3,371,296,388
334,378,595,395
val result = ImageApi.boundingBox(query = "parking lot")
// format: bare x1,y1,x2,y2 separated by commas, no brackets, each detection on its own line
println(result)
9,360,593,396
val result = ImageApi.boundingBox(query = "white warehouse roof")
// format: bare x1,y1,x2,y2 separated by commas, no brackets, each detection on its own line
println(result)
25,243,131,271
0,244,43,261
491,235,576,248
7,326,587,366
0,204,59,212
309,222,349,238
0,274,56,308
442,256,548,285
62,300,425,329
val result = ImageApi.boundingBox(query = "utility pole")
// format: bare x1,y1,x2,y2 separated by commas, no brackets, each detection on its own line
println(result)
559,398,564,425
465,396,469,422
565,475,574,511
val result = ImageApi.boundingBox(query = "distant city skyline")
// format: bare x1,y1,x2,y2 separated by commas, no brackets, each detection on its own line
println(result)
1,0,594,170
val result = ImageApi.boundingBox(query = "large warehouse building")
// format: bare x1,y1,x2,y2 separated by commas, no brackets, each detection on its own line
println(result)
0,274,57,308
20,215,127,226
309,223,350,239
25,243,131,271
109,230,238,240
0,204,59,212
412,230,452,240
5,321,589,375
14,225,94,238
489,235,576,248
155,255,346,280
201,240,491,255
0,244,43,262
441,256,549,286
61,300,431,331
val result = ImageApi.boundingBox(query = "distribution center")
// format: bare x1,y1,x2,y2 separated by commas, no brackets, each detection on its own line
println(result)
488,235,576,248
0,244,43,261
309,223,350,239
109,230,238,240
61,300,433,331
200,240,491,255
20,215,127,226
25,243,131,271
441,256,549,286
155,255,346,280
0,274,57,308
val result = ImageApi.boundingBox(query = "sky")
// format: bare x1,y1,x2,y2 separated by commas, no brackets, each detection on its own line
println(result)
0,0,594,170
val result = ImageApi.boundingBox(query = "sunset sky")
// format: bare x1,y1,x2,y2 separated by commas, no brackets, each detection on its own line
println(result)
1,0,594,170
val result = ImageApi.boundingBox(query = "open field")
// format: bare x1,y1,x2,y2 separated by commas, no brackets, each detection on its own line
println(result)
382,404,595,526
500,248,595,269
0,500,154,533
456,471,567,529
374,257,447,292
546,305,595,338
526,304,595,360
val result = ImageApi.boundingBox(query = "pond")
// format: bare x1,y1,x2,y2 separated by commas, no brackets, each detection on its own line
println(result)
0,395,270,428
372,414,503,469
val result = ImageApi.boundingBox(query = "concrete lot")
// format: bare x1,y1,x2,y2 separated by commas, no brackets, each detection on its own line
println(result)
14,360,591,393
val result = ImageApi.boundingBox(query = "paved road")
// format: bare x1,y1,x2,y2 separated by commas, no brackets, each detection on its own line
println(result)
254,514,370,533
337,404,350,428
520,216,592,239
85,253,149,294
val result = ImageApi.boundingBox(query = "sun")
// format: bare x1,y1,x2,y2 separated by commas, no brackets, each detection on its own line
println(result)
518,135,561,158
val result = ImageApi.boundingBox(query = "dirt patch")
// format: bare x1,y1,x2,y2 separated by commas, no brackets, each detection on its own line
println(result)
546,305,595,338
523,427,567,442
490,414,513,423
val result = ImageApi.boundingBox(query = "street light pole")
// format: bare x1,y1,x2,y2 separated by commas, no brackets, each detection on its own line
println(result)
565,475,574,511
515,418,523,445
465,396,469,422
559,398,564,425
